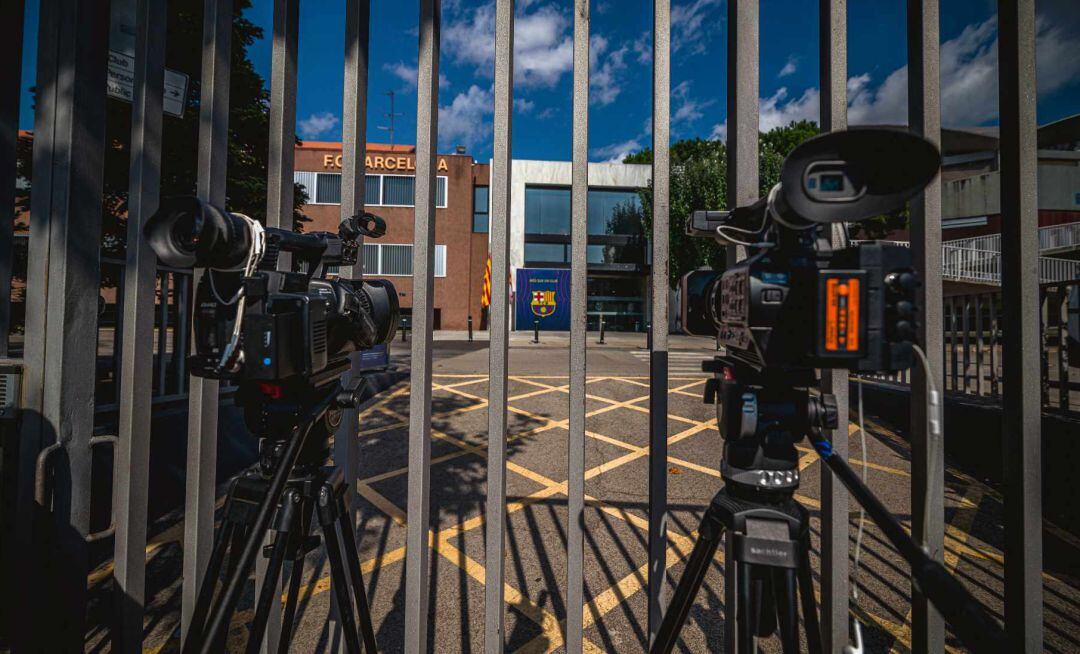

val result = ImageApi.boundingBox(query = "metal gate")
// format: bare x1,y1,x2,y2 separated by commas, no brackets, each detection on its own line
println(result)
0,0,1045,652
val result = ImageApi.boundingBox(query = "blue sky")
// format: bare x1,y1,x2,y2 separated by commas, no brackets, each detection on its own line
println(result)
18,0,1080,163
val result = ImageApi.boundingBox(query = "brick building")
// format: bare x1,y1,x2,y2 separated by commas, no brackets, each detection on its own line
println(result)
293,142,491,330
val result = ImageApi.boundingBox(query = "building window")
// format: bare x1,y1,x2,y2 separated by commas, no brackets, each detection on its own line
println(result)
365,175,381,204
359,242,447,277
316,173,342,204
587,189,643,236
524,242,567,263
294,171,448,208
525,186,571,235
381,176,415,206
473,186,489,232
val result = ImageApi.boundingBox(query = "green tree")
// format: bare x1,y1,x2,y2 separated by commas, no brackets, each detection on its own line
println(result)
626,121,822,287
14,0,309,294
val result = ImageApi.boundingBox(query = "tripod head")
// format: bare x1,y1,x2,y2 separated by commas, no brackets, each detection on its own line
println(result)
235,358,360,480
704,358,838,498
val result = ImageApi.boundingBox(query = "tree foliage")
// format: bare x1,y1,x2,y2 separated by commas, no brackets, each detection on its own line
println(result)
14,0,308,286
626,120,822,288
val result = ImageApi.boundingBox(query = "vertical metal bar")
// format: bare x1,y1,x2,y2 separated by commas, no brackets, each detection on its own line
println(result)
818,2,849,650
254,0,299,648
330,0,370,649
975,294,984,396
1059,289,1070,413
182,0,232,638
0,0,24,357
725,0,757,268
646,0,671,645
112,2,165,649
989,293,998,397
907,0,945,647
157,273,169,394
176,274,190,393
950,298,958,391
15,0,109,648
484,1,513,651
566,2,589,652
404,1,440,651
998,1,1043,649
962,297,971,393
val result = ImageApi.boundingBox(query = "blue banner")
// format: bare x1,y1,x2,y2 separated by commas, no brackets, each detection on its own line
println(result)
515,268,572,331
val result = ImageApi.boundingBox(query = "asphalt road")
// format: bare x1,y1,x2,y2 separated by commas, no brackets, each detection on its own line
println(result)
100,334,1080,653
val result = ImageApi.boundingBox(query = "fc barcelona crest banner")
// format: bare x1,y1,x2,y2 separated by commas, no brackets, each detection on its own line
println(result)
515,268,572,331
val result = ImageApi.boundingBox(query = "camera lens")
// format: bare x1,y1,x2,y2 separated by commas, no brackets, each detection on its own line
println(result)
145,197,252,269
171,212,200,253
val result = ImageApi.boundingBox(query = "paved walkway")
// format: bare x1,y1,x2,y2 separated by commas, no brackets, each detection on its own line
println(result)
97,340,1080,653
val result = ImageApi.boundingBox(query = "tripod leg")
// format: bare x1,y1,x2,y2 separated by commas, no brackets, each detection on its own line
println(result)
724,531,737,654
318,483,363,654
736,563,755,654
246,488,302,654
336,493,378,653
648,514,726,654
796,541,823,654
277,550,306,654
181,521,236,654
772,568,799,654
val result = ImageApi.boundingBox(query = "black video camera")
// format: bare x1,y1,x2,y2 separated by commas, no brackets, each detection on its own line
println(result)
685,128,940,373
144,196,399,383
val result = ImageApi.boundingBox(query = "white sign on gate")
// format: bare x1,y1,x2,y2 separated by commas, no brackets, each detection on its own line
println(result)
107,51,190,118
107,0,189,118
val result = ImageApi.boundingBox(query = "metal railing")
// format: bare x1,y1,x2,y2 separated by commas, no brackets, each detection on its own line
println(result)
857,230,1080,284
0,0,1048,653
943,220,1080,254
867,285,1078,417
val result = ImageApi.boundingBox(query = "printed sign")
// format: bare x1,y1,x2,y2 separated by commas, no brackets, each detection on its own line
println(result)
107,51,190,118
515,268,572,331
107,0,189,117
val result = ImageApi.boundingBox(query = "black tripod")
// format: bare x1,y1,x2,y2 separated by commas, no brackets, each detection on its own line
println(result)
182,370,377,654
652,359,1007,653
652,363,827,654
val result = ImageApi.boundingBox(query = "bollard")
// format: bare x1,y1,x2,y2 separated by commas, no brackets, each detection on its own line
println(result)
468,315,473,342
598,315,606,344
646,322,652,350
401,317,408,342
533,320,540,344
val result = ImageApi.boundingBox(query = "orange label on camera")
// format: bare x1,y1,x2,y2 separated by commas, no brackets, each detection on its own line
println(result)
825,277,860,352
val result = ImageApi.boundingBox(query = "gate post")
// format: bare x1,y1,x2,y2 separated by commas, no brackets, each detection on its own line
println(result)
181,0,233,639
15,0,110,648
818,2,850,651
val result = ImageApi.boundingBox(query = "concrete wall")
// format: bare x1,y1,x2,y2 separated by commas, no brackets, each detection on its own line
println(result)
943,150,1080,219
505,160,652,272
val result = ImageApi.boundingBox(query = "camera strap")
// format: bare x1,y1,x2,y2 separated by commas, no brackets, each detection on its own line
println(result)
213,213,266,373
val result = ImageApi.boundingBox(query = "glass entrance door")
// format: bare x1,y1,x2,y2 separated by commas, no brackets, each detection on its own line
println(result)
587,275,646,332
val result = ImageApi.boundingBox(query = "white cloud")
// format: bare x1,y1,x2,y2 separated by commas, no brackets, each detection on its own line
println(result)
590,34,629,106
591,138,644,163
760,86,820,131
442,2,574,89
438,85,494,150
632,31,652,64
755,14,1080,129
672,0,723,55
778,56,798,78
514,98,535,113
298,112,340,139
709,120,726,141
672,80,715,129
383,61,449,90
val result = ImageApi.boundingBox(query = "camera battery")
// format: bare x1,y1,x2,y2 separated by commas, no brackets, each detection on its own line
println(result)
816,270,867,359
